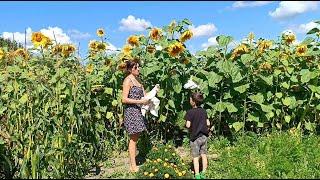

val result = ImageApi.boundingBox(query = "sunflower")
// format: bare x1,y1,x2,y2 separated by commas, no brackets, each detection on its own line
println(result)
127,35,139,47
96,42,108,51
0,48,4,60
167,42,185,57
61,44,76,57
179,30,193,43
96,28,105,37
147,45,156,53
86,64,94,74
182,58,190,64
248,32,255,42
88,40,99,51
258,40,272,53
259,62,272,71
122,44,132,55
52,45,63,55
231,44,249,59
31,32,51,48
14,48,29,60
118,62,127,71
149,28,162,41
282,31,296,44
296,44,307,56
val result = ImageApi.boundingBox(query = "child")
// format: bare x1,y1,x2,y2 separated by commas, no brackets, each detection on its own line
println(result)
185,92,210,179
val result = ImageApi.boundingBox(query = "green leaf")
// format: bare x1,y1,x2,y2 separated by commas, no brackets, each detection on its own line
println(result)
274,69,281,76
247,113,259,122
207,72,222,87
234,83,250,94
307,27,320,35
158,89,164,98
225,102,238,113
275,92,283,98
19,94,28,104
106,112,113,119
300,69,311,83
260,104,273,113
259,75,273,86
249,93,264,104
232,122,244,132
105,88,113,95
216,35,233,47
290,75,298,82
305,122,315,131
173,83,182,94
112,100,118,107
168,100,175,109
282,96,297,109
284,115,291,123
159,115,167,122
302,37,315,44
240,54,253,64
215,102,226,113
281,82,290,89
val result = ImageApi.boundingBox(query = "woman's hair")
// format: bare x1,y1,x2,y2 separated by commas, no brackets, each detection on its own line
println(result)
124,59,139,75
191,92,204,106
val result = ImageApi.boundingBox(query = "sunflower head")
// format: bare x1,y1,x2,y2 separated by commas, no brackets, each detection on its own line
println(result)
167,42,185,57
149,28,162,41
127,35,139,47
282,31,296,44
61,44,76,57
31,32,51,48
296,44,308,56
147,45,156,53
96,42,108,51
96,28,105,37
14,48,29,60
86,64,94,74
0,48,5,60
258,40,272,53
179,30,193,43
122,44,133,55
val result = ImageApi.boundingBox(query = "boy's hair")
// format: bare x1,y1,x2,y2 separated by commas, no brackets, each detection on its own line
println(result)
191,92,204,106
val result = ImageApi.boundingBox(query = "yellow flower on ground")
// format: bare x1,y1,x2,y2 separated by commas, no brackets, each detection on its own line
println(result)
296,44,307,56
149,173,154,177
164,149,168,152
179,30,193,42
164,173,170,179
163,162,168,167
154,169,158,172
127,35,139,46
149,28,162,41
0,48,5,59
165,158,169,161
172,153,176,156
168,145,172,148
144,172,149,176
97,28,105,37
178,172,183,176
168,42,185,57
86,64,94,74
157,158,162,162
182,170,186,175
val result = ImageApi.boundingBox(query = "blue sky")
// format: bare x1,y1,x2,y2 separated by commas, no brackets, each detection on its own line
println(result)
0,1,319,57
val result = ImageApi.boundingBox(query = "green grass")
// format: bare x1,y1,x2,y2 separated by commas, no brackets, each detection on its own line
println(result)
206,130,320,179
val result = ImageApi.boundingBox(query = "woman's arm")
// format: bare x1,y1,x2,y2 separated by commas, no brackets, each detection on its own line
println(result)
122,78,147,105
186,120,191,128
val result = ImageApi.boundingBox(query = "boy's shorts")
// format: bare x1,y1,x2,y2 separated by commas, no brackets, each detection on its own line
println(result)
190,135,208,158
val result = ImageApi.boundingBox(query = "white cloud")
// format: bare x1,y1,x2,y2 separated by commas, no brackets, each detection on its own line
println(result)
189,24,217,38
119,15,152,32
40,26,72,44
232,1,273,8
269,1,318,20
292,21,320,34
201,36,218,49
67,29,91,40
2,26,73,49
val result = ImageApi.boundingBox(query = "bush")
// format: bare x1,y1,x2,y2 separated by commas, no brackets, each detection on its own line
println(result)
136,143,193,179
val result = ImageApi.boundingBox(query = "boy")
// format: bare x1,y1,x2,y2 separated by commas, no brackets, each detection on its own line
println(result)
185,92,210,179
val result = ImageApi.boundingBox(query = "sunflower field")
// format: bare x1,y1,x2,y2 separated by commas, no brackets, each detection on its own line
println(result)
0,18,320,178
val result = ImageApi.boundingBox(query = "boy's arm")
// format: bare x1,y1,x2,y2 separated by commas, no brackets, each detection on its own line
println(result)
186,120,191,128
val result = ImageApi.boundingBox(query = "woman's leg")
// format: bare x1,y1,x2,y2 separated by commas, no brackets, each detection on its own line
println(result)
129,133,140,172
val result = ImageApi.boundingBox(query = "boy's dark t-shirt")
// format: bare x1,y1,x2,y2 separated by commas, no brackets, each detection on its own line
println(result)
185,107,209,142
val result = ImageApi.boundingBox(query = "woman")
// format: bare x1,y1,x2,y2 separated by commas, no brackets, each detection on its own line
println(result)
122,59,149,173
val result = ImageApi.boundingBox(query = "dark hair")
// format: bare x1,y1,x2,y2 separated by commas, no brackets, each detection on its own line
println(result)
124,59,139,75
191,92,204,106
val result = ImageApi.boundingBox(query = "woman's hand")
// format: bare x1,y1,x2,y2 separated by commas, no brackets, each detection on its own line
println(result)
140,97,150,105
